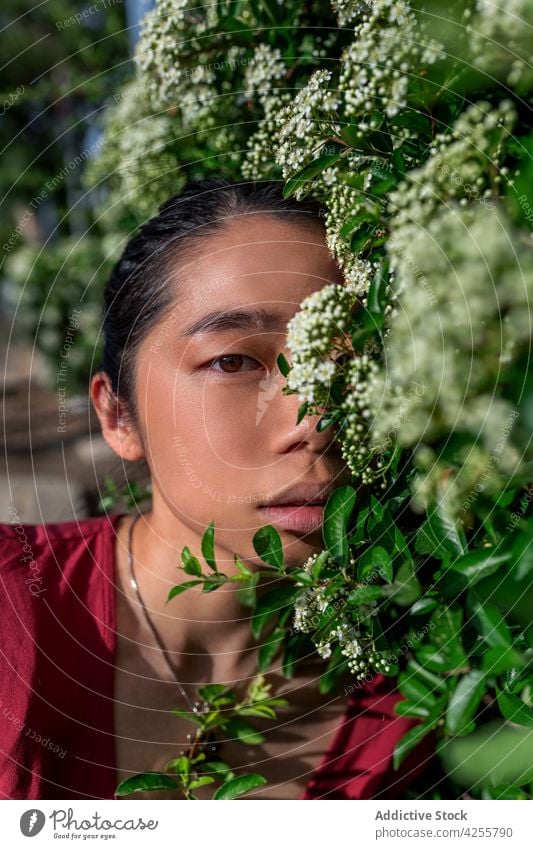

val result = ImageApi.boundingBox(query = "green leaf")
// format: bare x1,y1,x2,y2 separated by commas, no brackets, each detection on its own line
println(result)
251,585,302,639
201,521,218,573
366,260,389,321
202,575,228,593
451,549,510,586
237,704,277,719
415,647,450,673
385,559,421,606
374,546,393,583
393,722,435,770
409,597,439,616
225,717,266,745
468,593,513,648
257,627,286,672
394,700,435,719
405,660,448,693
202,710,222,731
181,546,203,577
445,670,487,735
296,401,309,424
252,525,284,571
339,123,363,146
233,555,252,577
370,173,397,196
171,708,205,727
281,631,308,678
482,784,532,800
258,696,290,708
308,549,331,580
426,606,469,670
199,760,234,780
482,645,525,676
322,485,357,568
415,507,465,559
368,495,386,524
391,147,406,178
397,671,439,706
290,568,314,585
339,210,373,239
316,409,342,432
115,771,179,796
198,683,234,703
283,152,342,199
165,756,190,775
189,776,215,789
496,689,533,727
350,222,378,253
347,584,384,605
277,351,291,377
213,772,268,800
167,580,204,601
347,504,370,546
236,570,260,608
344,170,367,190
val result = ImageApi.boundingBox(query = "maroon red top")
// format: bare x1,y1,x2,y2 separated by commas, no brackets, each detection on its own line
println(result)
0,513,433,800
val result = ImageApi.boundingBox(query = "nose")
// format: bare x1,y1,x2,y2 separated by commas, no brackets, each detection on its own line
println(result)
262,368,340,455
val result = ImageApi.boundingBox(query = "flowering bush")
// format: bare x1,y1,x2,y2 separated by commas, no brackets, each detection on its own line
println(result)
91,0,533,800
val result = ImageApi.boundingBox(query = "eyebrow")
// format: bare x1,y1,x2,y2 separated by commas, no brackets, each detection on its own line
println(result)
181,306,290,337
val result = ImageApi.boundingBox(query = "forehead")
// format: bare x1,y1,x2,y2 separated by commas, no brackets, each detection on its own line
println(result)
172,214,343,325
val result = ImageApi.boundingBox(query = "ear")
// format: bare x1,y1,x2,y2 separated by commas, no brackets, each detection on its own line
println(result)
90,371,145,462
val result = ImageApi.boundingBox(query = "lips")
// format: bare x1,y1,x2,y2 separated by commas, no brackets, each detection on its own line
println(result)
258,503,325,534
257,482,335,534
258,481,336,508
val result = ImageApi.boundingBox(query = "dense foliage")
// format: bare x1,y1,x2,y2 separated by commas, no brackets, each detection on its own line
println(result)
19,0,533,799
1,0,129,394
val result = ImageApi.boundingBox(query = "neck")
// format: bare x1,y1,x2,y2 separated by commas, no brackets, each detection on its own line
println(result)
115,499,284,691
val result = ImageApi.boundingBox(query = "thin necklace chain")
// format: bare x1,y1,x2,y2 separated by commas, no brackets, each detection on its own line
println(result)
126,512,205,716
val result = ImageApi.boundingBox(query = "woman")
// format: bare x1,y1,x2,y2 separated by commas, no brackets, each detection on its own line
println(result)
0,179,433,800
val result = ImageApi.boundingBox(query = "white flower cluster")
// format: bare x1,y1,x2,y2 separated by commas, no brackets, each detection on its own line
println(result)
389,100,517,236
241,45,292,181
241,91,294,180
285,281,391,485
331,0,373,27
338,0,444,120
84,80,181,218
471,0,533,91
323,179,381,297
368,201,532,489
274,69,342,182
292,562,390,677
285,283,358,405
244,43,287,97
292,587,359,673
338,352,386,485
135,0,239,124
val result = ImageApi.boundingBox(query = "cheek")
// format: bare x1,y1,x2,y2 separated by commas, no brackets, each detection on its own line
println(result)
179,375,267,463
140,369,265,489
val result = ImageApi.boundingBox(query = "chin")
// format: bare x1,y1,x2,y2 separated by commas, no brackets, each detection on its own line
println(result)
281,530,325,567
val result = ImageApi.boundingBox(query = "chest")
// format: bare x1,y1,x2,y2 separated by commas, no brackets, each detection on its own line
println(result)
113,661,350,801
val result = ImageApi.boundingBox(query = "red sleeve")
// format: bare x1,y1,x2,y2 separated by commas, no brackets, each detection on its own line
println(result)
0,521,43,798
304,672,436,799
0,515,121,800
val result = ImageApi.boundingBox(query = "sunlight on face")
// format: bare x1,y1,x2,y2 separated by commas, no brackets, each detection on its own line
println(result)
134,214,353,566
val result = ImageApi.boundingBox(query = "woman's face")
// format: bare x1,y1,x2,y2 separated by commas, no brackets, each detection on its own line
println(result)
119,214,352,567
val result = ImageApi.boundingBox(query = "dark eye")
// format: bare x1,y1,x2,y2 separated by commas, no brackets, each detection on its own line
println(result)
208,354,263,374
